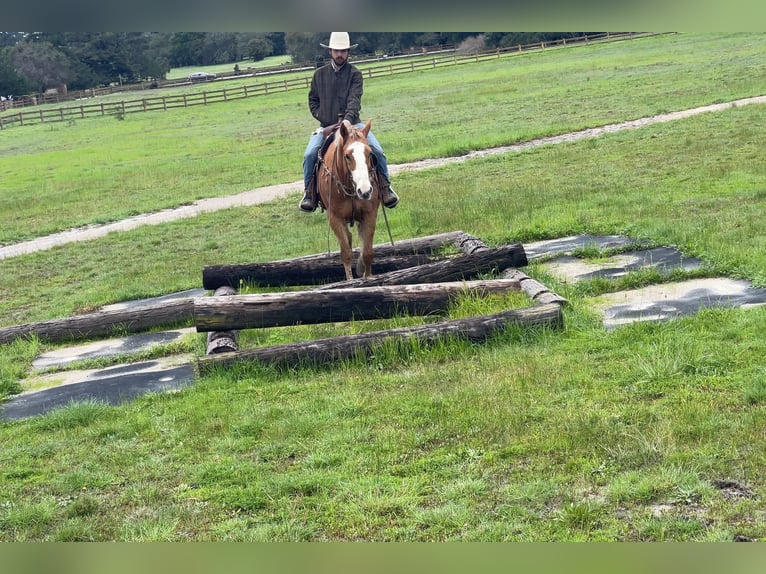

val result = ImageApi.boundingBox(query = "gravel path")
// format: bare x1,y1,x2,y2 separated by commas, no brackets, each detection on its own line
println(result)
2,95,764,262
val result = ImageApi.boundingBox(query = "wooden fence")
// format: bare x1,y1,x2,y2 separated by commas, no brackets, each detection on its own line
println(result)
0,33,663,130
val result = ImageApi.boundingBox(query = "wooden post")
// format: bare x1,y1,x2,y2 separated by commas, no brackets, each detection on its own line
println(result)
205,286,239,354
196,303,563,373
194,279,522,332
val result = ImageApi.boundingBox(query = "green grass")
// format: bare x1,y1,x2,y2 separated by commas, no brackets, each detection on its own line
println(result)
165,55,294,80
1,33,766,541
2,32,765,244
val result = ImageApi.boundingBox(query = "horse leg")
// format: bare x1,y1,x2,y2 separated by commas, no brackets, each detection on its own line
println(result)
356,215,377,278
329,215,354,280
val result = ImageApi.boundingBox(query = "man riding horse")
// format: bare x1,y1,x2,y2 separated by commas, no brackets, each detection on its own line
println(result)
300,32,399,213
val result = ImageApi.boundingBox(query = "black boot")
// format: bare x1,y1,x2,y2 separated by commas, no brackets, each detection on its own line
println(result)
299,189,316,212
381,184,399,209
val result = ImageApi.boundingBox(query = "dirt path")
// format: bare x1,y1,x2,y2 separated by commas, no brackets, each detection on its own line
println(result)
2,95,764,262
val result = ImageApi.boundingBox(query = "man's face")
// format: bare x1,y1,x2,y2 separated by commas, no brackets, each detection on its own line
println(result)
330,49,349,67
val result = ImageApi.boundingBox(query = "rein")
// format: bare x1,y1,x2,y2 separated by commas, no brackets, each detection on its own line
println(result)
319,154,356,197
319,129,361,198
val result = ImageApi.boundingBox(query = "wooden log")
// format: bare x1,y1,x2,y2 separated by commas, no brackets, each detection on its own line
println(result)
282,230,467,261
196,302,563,373
453,232,490,255
205,286,239,354
500,268,569,306
202,253,440,290
447,233,567,305
314,243,528,290
194,279,522,332
0,299,194,345
201,231,469,289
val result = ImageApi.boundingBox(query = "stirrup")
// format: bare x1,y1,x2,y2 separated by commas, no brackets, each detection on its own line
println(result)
381,186,399,209
299,191,316,212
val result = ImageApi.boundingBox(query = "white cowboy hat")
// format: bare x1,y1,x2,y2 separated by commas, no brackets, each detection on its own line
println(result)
320,32,358,50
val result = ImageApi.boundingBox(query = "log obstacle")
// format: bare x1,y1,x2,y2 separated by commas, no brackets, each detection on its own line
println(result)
197,302,563,373
202,253,440,290
501,268,568,306
449,233,568,305
201,230,487,289
194,279,522,332
0,299,195,345
205,286,239,354
0,232,561,373
314,243,528,290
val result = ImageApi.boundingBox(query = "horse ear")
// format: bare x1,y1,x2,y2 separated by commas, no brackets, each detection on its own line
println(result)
363,119,372,136
339,121,350,140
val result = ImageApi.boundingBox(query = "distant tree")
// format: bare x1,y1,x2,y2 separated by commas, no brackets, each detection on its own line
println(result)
247,37,273,61
9,40,70,92
484,32,587,49
412,33,445,48
0,47,33,95
456,35,486,55
169,32,206,67
0,32,26,48
285,32,325,65
201,33,239,65
265,33,286,56
80,33,140,84
24,32,170,88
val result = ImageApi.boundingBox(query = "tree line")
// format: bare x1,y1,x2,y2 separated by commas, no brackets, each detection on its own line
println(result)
0,32,588,96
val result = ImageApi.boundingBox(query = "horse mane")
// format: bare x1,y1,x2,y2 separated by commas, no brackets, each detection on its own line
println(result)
331,127,345,171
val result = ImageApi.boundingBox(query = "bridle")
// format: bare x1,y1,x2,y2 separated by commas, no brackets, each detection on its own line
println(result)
319,128,371,199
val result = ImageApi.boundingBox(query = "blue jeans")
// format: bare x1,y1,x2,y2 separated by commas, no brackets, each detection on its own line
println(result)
302,123,391,191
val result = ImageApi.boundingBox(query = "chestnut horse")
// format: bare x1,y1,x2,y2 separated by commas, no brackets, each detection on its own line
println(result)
316,119,381,280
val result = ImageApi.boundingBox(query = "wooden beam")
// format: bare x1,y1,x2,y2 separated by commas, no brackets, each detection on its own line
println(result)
314,243,528,290
202,253,440,290
196,302,563,373
500,268,569,306
287,230,468,260
201,231,468,289
194,279,522,332
0,299,194,345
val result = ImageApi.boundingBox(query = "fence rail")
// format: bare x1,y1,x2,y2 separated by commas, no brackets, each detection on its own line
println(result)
0,33,664,130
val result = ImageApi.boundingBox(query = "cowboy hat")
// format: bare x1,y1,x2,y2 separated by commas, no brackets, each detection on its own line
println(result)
320,32,358,50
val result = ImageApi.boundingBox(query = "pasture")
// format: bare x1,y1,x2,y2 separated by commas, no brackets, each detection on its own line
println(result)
1,32,766,542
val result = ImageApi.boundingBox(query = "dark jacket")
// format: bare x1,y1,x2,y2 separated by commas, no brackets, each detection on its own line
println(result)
308,62,363,127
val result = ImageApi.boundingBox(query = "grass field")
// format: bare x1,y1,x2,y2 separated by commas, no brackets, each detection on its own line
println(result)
165,54,294,80
1,32,766,542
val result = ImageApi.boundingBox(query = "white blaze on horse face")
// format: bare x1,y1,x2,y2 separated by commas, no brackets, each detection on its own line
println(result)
348,141,373,200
